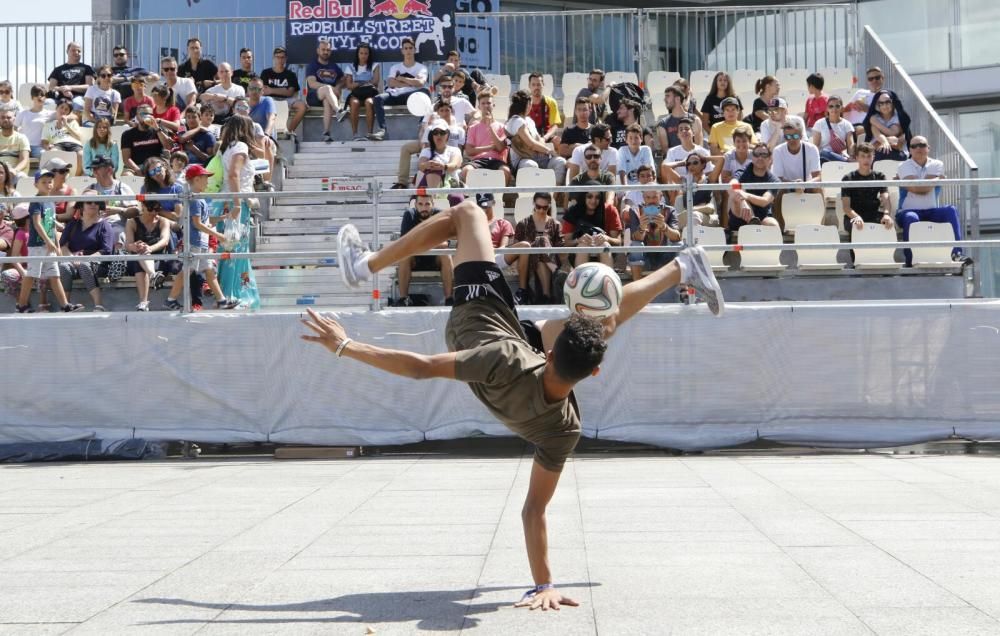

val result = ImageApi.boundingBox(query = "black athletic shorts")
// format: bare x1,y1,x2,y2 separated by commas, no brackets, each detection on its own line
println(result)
465,157,507,171
452,261,544,352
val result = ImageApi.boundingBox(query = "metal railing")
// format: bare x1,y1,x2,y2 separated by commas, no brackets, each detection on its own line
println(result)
863,25,980,240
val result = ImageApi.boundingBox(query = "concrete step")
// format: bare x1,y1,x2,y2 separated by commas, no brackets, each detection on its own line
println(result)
262,216,403,234
297,140,410,152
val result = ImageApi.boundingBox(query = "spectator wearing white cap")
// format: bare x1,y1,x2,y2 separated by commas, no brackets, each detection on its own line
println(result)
759,97,805,152
417,120,463,188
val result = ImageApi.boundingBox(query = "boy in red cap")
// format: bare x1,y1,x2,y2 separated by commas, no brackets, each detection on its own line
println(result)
163,165,238,310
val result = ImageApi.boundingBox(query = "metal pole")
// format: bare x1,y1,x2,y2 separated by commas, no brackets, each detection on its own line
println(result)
181,189,192,313
371,179,382,311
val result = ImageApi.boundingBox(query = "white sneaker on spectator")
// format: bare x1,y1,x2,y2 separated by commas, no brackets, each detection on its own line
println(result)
136,301,150,311
336,108,349,123
679,245,724,317
337,224,371,288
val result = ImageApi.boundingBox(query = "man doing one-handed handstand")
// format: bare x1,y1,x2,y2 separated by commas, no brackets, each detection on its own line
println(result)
301,194,723,610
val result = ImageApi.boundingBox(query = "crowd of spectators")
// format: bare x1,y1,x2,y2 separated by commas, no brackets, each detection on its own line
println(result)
0,37,967,311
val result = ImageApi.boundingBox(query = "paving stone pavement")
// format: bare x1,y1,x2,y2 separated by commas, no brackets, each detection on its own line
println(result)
3,451,1000,635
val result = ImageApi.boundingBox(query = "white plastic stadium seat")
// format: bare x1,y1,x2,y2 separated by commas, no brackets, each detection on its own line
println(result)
818,67,854,91
822,161,858,204
781,89,809,116
518,73,554,96
874,159,902,210
66,175,92,191
780,192,825,234
775,67,810,90
561,72,588,98
75,125,94,147
120,174,145,193
852,223,900,270
605,71,639,87
689,70,717,99
483,74,511,97
515,168,555,201
110,125,127,147
39,149,79,172
17,83,35,109
16,176,37,197
909,222,963,270
646,71,681,119
730,69,762,95
465,168,506,208
273,99,290,136
794,224,844,270
492,95,511,121
513,197,533,224
737,224,787,272
693,225,729,273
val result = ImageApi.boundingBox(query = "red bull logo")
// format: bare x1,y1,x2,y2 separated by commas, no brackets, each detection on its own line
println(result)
288,0,364,19
369,0,433,19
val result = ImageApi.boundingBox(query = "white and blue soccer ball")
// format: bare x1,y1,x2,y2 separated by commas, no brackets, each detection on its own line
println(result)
563,262,623,319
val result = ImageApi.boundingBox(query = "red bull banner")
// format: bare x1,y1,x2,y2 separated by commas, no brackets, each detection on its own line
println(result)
286,0,457,63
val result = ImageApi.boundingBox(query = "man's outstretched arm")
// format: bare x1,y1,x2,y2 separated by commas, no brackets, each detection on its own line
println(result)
301,308,456,380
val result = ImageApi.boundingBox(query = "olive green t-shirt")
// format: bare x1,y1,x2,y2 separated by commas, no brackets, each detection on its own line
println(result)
445,296,581,472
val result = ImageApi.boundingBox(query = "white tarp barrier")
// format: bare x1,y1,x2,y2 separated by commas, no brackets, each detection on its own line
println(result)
3,300,999,449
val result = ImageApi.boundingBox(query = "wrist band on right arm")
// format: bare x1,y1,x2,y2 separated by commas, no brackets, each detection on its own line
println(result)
335,338,353,357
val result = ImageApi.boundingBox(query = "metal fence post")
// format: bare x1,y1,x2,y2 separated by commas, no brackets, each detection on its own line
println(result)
370,179,383,311
181,189,192,314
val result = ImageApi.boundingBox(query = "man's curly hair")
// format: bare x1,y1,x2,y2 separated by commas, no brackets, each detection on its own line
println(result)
552,313,608,383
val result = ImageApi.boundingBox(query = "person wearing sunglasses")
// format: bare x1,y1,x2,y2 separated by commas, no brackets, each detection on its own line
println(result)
771,118,821,222
511,192,563,304
569,142,616,209
861,89,912,161
82,65,122,126
0,80,23,116
157,56,197,111
416,120,462,188
109,46,156,101
660,117,721,206
561,181,622,269
14,85,54,159
845,66,885,129
567,123,617,183
896,136,964,266
728,143,782,232
46,41,95,108
811,96,855,163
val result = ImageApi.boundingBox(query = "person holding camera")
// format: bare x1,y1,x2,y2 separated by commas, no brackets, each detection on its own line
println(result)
560,180,622,268
625,188,680,281
120,103,172,175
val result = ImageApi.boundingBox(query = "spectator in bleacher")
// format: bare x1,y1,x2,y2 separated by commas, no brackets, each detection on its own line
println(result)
234,97,276,183
159,56,197,111
44,157,78,223
42,100,84,163
617,123,655,187
233,48,256,90
16,169,84,313
433,50,485,106
660,117,716,204
164,164,238,311
461,91,510,185
558,97,593,160
426,99,466,148
513,192,563,304
759,97,805,152
170,151,188,184
87,154,139,221
841,142,894,240
141,156,185,222
804,72,829,131
436,74,476,124
567,124,616,183
672,78,700,117
201,63,245,126
749,75,780,133
150,84,181,132
0,81,22,115
527,73,561,145
394,193,454,307
728,143,781,232
82,65,121,126
1,203,29,299
771,119,821,225
0,109,30,178
608,98,641,149
15,85,53,158
122,76,154,121
58,193,116,311
416,120,462,188
505,90,567,185
215,114,260,309
109,45,155,102
561,182,621,268
198,103,221,139
305,40,347,143
845,66,884,130
721,125,754,184
125,199,179,311
484,194,533,301
343,43,381,141
121,104,170,176
371,37,428,142
700,72,741,130
708,97,751,155
862,89,911,162
656,85,704,154
246,77,277,140
570,140,616,209
177,105,216,166
83,119,120,176
674,152,719,228
811,95,854,164
0,165,20,255
625,187,681,281
391,74,468,188
261,46,307,136
896,136,964,266
178,38,218,93
47,42,95,108
577,69,609,124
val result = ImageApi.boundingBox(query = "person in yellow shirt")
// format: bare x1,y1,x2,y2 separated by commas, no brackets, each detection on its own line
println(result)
708,97,756,155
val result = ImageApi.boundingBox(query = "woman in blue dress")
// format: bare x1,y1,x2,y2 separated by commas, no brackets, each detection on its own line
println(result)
214,114,260,309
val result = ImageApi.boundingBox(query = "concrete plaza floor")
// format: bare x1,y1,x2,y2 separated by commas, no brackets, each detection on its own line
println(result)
3,447,1000,635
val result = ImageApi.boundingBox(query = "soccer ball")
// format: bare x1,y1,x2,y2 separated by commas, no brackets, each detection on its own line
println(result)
563,262,623,319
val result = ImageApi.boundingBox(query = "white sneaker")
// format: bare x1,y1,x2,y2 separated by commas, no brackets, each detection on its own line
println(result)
681,245,725,317
136,301,150,311
336,108,349,123
336,224,371,288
